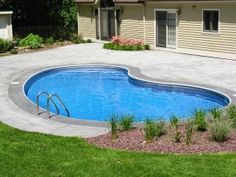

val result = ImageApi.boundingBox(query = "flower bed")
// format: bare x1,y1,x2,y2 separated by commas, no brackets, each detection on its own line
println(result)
103,37,150,51
87,105,236,153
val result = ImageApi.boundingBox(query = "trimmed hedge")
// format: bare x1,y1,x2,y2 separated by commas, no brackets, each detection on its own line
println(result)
103,43,150,51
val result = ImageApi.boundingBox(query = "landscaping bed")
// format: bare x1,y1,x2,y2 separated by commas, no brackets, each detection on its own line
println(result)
0,33,92,57
87,126,236,154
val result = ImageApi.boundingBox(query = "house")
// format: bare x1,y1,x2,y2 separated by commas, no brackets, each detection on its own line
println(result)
0,11,13,40
75,0,236,55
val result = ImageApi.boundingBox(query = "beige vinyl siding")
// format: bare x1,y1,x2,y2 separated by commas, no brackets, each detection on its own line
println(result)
119,5,144,40
78,6,96,38
145,3,236,54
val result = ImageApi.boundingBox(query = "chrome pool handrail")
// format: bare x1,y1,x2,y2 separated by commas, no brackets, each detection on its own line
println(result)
47,94,70,118
36,91,59,115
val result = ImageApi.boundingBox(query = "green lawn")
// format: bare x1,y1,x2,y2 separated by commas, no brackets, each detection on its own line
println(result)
0,122,236,177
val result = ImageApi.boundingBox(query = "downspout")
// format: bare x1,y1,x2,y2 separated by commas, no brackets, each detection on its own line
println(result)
95,0,102,40
114,7,118,37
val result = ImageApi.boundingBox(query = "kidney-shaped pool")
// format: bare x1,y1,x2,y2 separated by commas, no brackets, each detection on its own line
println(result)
24,66,230,122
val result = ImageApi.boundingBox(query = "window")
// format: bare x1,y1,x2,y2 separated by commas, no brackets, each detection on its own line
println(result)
203,10,219,32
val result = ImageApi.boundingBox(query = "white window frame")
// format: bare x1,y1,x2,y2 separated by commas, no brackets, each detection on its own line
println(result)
202,9,220,34
154,8,178,49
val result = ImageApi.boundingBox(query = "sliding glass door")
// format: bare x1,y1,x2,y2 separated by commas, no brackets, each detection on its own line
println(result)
156,10,177,48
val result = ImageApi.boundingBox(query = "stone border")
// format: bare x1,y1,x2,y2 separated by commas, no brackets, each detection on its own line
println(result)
8,63,236,127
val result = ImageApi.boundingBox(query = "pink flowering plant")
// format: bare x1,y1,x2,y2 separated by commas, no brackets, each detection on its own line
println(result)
103,36,150,51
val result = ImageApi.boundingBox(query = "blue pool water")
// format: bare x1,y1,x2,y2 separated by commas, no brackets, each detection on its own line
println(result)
24,67,230,122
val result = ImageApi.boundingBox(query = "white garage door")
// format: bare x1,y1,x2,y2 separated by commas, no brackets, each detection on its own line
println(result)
0,16,7,39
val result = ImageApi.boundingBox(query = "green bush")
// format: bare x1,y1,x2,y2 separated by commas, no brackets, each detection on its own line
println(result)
170,115,181,142
144,119,157,142
110,114,119,139
19,33,43,49
156,121,166,137
86,39,92,43
226,105,236,128
71,34,84,44
137,45,144,51
144,44,150,50
185,119,194,145
103,43,148,51
0,39,13,53
45,37,55,45
119,114,134,131
210,119,231,142
194,109,208,131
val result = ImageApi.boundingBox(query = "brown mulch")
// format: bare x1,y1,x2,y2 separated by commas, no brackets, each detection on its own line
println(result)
87,126,236,154
0,41,73,57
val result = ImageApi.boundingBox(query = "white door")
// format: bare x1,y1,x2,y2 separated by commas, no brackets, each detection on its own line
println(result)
0,16,7,39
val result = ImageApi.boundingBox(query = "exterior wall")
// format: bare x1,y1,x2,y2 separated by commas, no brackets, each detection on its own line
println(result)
0,14,13,40
145,2,236,54
78,6,96,38
118,5,144,40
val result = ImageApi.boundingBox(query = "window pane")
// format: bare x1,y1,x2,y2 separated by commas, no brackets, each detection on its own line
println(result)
203,11,211,31
212,11,219,31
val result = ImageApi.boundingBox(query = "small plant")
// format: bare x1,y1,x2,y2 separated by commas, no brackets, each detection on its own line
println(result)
226,105,236,128
70,34,85,44
194,109,207,131
170,115,181,142
210,119,231,142
0,39,13,53
210,108,222,120
185,119,194,145
144,119,157,142
119,114,134,131
19,33,43,49
45,37,55,45
144,44,150,50
110,114,119,139
86,39,92,43
156,121,166,137
10,49,18,55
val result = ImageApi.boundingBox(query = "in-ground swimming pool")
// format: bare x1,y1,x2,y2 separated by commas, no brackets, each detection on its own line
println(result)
24,66,230,122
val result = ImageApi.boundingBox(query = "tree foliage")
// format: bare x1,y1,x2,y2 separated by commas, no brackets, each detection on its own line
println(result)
0,0,77,34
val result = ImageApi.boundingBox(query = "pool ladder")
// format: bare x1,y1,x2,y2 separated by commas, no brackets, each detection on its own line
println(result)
36,92,70,118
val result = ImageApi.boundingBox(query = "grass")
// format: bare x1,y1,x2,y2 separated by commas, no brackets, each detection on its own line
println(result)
0,122,236,177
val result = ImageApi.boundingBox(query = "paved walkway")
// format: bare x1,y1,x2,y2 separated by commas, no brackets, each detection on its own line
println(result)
1,43,236,137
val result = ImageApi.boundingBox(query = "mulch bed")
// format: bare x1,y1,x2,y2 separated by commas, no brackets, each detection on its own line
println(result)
0,41,73,57
87,126,236,154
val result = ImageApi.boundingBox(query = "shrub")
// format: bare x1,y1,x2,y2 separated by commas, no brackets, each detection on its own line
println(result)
144,44,150,50
45,37,55,45
185,119,194,145
170,115,181,142
0,39,13,53
156,121,166,137
119,114,134,131
71,34,85,44
19,33,43,49
194,109,207,131
86,39,92,43
144,119,157,142
10,49,18,55
210,119,231,142
210,108,222,121
226,105,236,128
110,114,119,139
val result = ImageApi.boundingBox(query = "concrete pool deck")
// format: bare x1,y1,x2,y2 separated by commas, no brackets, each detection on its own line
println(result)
1,43,236,137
